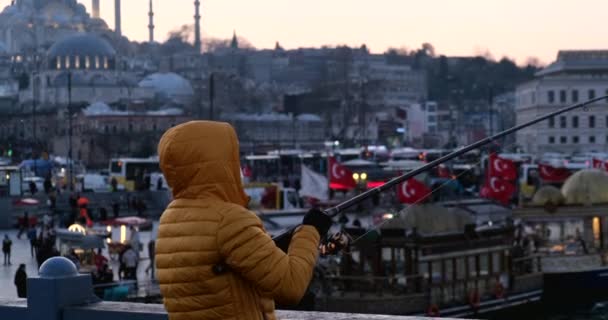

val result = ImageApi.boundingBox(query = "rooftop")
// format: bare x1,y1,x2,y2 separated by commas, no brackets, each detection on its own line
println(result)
536,50,608,76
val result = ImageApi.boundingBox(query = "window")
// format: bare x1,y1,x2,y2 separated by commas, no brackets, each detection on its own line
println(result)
560,136,567,144
572,136,579,144
103,56,109,69
560,116,567,128
64,56,70,69
548,117,555,128
572,90,579,103
560,90,567,103
95,56,100,69
549,136,555,144
589,89,596,100
548,91,555,103
427,104,436,112
572,116,579,128
428,115,436,122
128,123,133,132
104,125,108,133
590,115,596,128
590,136,596,143
74,55,80,69
56,56,61,69
85,56,90,69
112,125,117,133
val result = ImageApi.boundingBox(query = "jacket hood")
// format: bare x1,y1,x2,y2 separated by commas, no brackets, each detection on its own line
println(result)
158,121,248,206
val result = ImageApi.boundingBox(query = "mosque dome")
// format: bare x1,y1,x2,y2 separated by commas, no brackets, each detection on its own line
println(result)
139,72,194,104
47,34,116,71
562,169,608,205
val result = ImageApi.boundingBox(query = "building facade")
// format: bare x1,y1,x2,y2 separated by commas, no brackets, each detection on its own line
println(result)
223,113,326,152
516,51,608,155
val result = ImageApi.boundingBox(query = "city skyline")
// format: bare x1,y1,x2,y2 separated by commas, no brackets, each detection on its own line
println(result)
0,0,608,64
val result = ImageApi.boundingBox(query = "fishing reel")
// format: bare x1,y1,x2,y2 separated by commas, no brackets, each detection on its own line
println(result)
319,231,351,256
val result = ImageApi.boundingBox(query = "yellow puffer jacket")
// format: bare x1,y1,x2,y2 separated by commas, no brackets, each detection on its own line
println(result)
156,121,320,320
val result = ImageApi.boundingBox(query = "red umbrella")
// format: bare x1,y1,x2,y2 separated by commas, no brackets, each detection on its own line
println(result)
77,197,90,207
13,198,40,206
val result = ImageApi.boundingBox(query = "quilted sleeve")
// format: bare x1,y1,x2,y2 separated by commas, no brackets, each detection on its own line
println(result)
217,209,320,305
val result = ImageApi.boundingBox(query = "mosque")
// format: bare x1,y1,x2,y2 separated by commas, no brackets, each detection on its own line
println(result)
0,0,202,167
0,0,118,55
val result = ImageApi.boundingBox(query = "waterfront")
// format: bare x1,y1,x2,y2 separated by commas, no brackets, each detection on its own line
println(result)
0,223,158,299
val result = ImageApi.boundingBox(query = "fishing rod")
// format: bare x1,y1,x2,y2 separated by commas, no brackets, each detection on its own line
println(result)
272,95,608,247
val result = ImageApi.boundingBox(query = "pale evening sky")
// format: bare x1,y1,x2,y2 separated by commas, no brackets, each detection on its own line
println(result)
1,0,607,64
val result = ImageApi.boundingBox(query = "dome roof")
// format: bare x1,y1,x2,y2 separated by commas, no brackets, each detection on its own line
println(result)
381,204,473,235
562,169,608,205
532,185,565,206
83,102,112,115
139,72,194,101
48,33,116,58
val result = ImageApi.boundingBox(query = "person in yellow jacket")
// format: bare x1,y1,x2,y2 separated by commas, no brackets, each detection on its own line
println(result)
156,121,332,320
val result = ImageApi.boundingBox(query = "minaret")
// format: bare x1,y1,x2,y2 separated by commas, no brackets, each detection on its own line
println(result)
230,30,239,50
92,0,100,18
194,0,201,53
148,0,155,42
91,0,100,19
114,0,122,37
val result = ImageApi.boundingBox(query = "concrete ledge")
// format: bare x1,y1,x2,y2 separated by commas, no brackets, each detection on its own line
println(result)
65,302,168,320
0,298,27,319
276,310,442,319
0,258,463,320
64,302,455,320
0,299,460,320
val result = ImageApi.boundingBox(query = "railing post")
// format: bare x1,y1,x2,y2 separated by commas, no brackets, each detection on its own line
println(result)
27,257,99,320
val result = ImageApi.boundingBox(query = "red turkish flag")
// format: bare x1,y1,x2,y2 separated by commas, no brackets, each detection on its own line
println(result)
538,163,571,183
328,157,357,190
242,165,252,178
488,153,517,181
480,176,515,205
397,178,432,204
593,158,608,171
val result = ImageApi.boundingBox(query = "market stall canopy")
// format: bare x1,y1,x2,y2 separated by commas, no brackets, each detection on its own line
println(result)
381,204,473,235
561,169,608,205
56,229,105,250
101,216,153,230
13,198,40,206
533,185,565,206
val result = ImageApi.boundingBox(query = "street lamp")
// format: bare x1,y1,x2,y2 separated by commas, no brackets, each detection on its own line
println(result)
120,79,133,154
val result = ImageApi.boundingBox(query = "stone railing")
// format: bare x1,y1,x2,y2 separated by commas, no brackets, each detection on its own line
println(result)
0,257,456,320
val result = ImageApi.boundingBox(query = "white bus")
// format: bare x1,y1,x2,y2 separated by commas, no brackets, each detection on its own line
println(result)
108,157,160,191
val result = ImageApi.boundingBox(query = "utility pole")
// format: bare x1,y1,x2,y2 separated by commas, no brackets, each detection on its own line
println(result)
67,72,73,191
209,73,215,120
488,86,494,138
32,72,37,175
